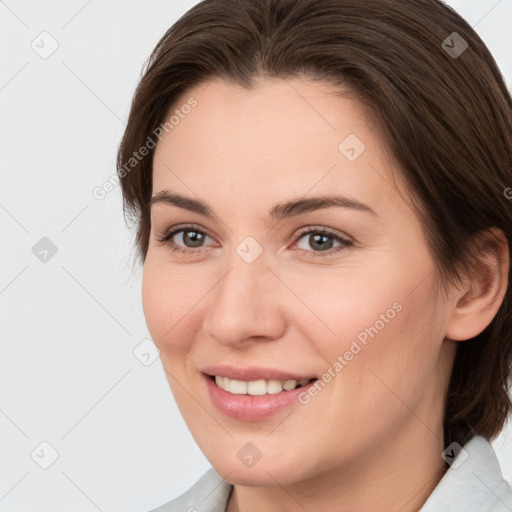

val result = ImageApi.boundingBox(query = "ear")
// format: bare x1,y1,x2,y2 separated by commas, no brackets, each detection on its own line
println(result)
445,227,509,341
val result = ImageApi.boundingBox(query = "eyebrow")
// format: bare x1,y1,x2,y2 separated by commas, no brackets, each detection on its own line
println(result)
149,190,377,220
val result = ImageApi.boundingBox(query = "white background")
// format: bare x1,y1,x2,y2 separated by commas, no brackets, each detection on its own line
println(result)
1,1,511,511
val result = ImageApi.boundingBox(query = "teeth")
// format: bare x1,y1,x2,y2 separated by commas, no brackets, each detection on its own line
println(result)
266,380,284,394
213,376,312,395
247,380,267,395
283,379,297,391
230,379,248,394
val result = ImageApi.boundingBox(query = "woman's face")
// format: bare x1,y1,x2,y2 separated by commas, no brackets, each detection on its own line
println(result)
142,77,456,486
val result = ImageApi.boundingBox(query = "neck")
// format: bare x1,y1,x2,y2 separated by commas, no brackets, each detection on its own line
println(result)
227,421,446,512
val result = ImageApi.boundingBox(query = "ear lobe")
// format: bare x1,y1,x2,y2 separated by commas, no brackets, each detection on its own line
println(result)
445,228,509,342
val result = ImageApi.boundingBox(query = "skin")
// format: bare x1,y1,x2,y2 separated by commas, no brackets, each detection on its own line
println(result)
142,77,509,512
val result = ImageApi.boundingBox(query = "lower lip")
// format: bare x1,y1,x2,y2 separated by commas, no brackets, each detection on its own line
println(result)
203,374,316,421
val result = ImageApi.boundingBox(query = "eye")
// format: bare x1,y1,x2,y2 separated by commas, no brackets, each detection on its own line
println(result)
155,224,217,255
155,224,353,258
293,227,353,258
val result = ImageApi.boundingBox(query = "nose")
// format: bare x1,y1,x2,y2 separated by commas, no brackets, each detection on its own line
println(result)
202,250,288,348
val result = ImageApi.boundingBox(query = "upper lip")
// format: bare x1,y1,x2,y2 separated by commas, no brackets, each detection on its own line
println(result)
202,365,317,382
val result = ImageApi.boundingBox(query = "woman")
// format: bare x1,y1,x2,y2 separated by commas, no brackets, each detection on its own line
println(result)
117,0,512,510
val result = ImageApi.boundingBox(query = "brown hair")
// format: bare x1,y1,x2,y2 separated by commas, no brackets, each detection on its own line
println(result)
117,0,512,446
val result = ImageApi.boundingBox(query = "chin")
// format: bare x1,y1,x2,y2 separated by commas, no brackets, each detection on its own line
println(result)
205,448,312,487
219,464,299,487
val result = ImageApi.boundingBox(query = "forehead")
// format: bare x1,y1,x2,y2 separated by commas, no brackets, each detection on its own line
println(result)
151,77,406,219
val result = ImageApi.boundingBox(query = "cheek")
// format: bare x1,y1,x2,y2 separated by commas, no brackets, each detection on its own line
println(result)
283,265,406,354
296,259,443,394
141,258,192,356
141,256,220,377
325,282,443,420
141,260,165,343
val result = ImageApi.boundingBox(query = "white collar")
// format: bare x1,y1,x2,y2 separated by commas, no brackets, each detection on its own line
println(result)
420,435,512,511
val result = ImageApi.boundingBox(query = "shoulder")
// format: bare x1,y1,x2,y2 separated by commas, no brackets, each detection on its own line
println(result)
146,467,233,512
420,435,512,511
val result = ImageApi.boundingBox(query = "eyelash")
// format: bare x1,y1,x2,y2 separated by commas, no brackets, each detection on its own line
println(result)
155,223,354,258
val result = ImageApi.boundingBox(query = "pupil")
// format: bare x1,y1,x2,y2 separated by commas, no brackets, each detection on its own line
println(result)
184,231,203,248
311,234,333,251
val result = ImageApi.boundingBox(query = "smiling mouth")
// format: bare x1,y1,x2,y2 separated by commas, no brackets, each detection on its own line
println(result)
210,375,318,396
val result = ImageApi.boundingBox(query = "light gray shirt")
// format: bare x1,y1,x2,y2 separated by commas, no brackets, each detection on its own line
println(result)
149,435,512,511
